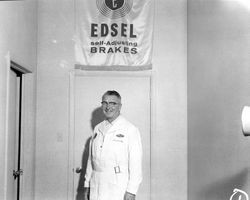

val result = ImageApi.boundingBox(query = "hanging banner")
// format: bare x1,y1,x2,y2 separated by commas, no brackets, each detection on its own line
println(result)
74,0,154,70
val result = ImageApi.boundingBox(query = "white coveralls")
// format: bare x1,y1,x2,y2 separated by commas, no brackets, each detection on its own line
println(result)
84,115,142,200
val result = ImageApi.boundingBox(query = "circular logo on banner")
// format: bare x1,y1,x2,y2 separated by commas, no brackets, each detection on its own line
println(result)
105,0,124,10
97,0,133,19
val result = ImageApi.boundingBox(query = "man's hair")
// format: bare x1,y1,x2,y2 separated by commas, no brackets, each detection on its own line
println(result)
102,90,121,100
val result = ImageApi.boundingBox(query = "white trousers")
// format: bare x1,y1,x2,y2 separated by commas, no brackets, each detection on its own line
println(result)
90,170,128,200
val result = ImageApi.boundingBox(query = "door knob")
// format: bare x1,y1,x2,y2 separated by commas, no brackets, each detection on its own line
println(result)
75,167,82,174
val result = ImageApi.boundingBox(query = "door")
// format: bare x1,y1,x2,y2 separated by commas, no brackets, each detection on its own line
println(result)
6,69,23,200
71,71,151,200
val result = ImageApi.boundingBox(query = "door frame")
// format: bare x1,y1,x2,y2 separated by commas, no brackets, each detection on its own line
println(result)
67,69,154,200
4,60,32,200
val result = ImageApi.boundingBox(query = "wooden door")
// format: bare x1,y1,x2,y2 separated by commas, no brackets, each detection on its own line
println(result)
70,71,151,200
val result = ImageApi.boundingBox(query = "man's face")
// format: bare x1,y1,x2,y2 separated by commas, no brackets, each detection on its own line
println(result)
101,94,122,122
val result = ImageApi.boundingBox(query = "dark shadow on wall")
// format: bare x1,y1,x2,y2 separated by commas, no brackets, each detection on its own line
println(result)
75,137,91,200
198,168,249,200
76,107,105,200
90,107,105,130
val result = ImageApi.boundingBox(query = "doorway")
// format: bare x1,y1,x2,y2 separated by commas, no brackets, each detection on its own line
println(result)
5,61,31,200
68,70,152,200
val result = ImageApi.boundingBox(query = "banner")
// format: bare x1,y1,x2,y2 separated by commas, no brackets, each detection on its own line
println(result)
74,0,154,70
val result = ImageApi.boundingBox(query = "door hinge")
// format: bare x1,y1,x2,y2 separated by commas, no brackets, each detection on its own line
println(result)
13,169,23,180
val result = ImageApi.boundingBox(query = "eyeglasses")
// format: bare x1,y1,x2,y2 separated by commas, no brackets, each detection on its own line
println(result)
101,101,119,107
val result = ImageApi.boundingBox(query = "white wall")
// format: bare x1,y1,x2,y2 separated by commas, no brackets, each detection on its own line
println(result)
0,1,37,200
35,0,75,199
152,0,187,199
188,0,250,199
35,0,187,200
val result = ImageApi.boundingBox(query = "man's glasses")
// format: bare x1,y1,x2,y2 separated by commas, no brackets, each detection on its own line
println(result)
101,101,119,107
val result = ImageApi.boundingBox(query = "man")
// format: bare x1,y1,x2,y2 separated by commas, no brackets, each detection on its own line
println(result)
83,90,142,200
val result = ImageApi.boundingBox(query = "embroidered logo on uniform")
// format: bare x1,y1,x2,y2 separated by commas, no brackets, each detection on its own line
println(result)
113,139,123,143
116,134,124,137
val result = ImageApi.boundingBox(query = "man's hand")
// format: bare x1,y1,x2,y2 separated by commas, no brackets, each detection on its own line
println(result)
83,187,90,200
124,191,136,200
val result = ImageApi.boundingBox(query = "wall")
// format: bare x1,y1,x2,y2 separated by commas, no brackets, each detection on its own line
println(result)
35,0,75,199
188,0,250,199
35,0,187,200
0,1,37,200
152,0,187,199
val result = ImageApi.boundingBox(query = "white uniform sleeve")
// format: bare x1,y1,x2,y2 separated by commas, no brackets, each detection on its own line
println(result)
84,137,93,187
126,127,143,194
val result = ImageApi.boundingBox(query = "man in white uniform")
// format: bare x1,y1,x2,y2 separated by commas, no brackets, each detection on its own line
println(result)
83,90,142,200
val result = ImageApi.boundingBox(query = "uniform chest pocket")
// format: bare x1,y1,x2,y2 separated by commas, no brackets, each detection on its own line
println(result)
111,134,127,154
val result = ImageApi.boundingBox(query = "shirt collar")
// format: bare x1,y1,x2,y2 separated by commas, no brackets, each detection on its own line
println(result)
104,115,121,126
100,115,122,134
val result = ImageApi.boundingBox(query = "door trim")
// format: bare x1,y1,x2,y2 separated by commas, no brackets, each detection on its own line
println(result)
4,59,32,200
67,69,154,200
10,61,32,74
